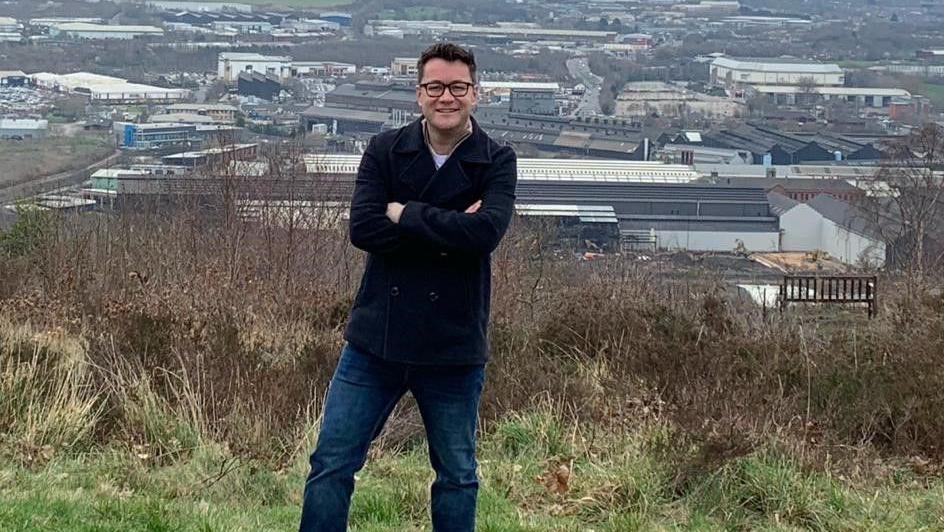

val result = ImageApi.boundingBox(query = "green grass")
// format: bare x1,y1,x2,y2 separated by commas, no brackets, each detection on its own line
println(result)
2,414,943,531
920,82,944,108
229,0,351,8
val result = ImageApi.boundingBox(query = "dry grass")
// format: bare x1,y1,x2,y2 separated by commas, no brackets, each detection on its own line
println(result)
0,204,943,478
0,133,113,189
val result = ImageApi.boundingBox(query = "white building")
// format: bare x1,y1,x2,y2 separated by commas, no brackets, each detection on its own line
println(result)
50,23,165,40
390,57,418,78
616,81,744,118
293,61,356,77
773,192,885,266
147,1,253,13
30,72,190,103
0,16,20,32
749,85,911,108
710,56,844,90
0,118,48,139
217,52,293,82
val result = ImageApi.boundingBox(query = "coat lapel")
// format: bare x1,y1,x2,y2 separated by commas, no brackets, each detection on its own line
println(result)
392,120,435,196
391,118,494,205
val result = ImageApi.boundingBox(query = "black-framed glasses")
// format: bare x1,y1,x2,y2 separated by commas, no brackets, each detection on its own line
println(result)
418,81,474,98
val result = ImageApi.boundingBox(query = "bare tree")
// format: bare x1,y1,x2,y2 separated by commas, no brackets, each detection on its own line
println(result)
860,123,944,297
795,76,820,108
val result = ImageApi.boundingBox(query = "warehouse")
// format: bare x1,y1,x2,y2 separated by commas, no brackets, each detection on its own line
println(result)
749,86,911,108
616,81,744,119
710,56,844,90
773,192,885,266
148,1,253,13
301,106,394,135
31,72,190,103
50,23,164,40
0,118,48,140
217,52,293,83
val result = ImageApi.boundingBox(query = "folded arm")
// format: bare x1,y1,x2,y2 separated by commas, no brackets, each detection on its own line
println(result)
396,147,517,255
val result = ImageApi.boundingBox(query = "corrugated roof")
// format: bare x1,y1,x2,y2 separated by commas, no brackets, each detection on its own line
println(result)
712,56,843,74
766,191,799,215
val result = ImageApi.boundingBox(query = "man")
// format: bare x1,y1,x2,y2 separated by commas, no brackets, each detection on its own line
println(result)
299,43,517,532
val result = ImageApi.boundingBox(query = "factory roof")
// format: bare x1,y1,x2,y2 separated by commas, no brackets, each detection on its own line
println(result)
766,191,800,216
807,193,880,239
303,154,700,183
752,86,910,97
166,103,238,112
479,81,560,91
711,56,843,74
31,72,190,98
54,23,164,33
301,105,391,123
219,52,292,61
0,118,48,129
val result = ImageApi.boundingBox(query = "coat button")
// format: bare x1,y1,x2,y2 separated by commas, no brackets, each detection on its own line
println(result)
428,291,439,302
390,286,400,296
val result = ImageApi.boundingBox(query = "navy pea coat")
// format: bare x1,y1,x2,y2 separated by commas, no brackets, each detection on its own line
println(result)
343,118,517,365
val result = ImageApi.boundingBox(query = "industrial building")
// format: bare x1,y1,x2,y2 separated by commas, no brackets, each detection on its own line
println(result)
292,61,356,77
669,124,885,165
30,72,190,103
705,177,865,204
119,122,238,150
749,86,911,109
300,154,772,252
616,81,744,119
163,103,238,123
147,1,253,13
0,17,22,41
0,70,28,87
319,12,352,27
161,143,257,168
237,72,282,101
49,23,165,40
0,118,48,139
217,52,293,82
772,192,885,266
390,57,418,78
710,56,844,90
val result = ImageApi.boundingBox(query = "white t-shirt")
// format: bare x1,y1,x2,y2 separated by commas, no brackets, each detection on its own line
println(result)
432,152,449,169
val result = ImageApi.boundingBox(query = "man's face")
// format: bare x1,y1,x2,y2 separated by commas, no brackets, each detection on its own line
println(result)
416,58,478,135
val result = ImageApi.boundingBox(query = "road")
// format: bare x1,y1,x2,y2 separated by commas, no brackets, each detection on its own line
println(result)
566,56,603,117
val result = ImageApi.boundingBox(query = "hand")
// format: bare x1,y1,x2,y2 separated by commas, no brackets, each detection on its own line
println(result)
386,202,405,224
464,200,482,214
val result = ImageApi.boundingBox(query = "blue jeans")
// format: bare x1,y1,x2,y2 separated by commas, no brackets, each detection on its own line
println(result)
300,343,485,532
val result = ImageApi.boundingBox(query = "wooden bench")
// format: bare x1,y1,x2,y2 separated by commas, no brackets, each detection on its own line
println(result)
779,275,878,318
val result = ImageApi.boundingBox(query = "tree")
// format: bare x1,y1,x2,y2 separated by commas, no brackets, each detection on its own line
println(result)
795,76,820,108
859,123,944,297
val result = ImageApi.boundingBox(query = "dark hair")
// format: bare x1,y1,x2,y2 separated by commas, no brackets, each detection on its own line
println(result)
417,43,477,84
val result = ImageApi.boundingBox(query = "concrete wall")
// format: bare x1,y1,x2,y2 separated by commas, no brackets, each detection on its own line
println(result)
656,230,779,252
822,220,886,267
779,204,822,251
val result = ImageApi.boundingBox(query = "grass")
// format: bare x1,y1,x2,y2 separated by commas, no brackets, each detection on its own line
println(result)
230,0,352,8
0,133,114,189
1,414,943,531
920,82,944,108
2,196,944,529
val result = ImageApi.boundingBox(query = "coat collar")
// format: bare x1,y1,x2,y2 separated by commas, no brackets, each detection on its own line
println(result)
392,116,492,164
